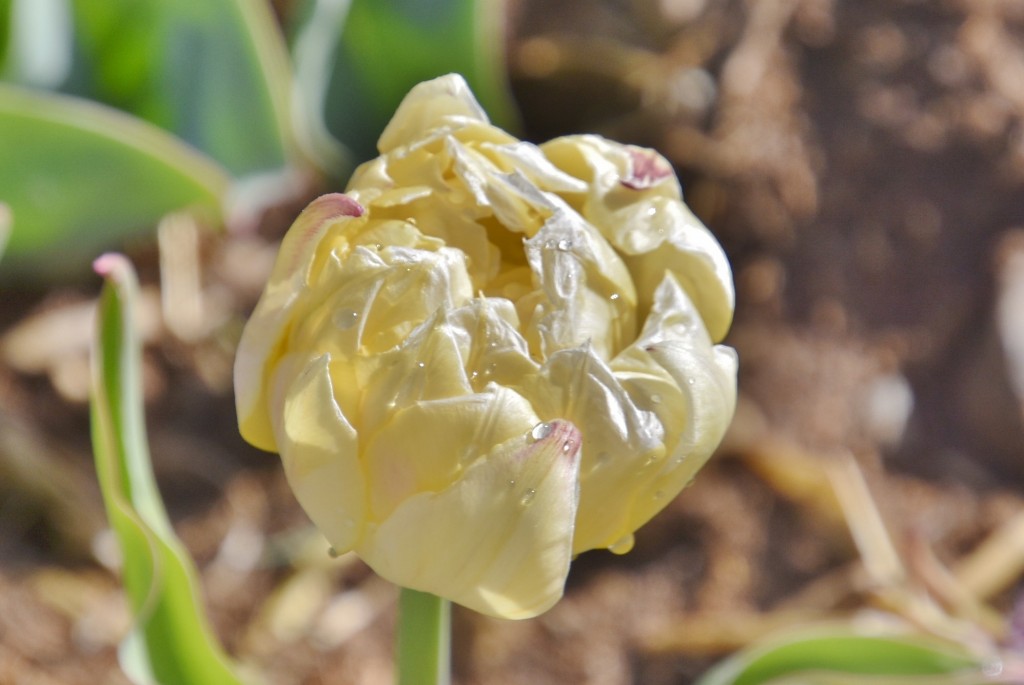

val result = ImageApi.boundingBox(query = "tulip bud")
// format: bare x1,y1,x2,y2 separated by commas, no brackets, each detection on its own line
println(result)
235,74,737,619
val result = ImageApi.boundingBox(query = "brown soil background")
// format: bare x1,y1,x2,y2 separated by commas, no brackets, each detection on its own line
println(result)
2,1,1024,683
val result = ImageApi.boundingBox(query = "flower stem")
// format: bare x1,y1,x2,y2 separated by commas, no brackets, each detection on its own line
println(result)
396,587,451,685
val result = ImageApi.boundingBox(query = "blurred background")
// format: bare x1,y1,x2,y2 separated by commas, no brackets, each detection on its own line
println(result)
2,0,1024,682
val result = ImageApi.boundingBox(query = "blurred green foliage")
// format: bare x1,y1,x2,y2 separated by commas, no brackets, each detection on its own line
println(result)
0,0,515,276
64,0,292,176
317,0,517,162
0,85,228,272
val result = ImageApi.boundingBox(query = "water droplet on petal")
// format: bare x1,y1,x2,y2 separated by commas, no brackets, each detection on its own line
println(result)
609,293,620,301
651,394,662,404
520,488,537,505
508,479,517,488
686,377,696,385
595,451,611,467
556,239,572,251
561,439,574,453
327,546,341,559
416,361,426,369
529,422,553,442
333,308,359,329
609,534,635,554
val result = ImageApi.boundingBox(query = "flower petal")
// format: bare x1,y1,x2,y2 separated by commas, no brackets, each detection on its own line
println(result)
360,420,581,619
274,354,366,554
235,194,364,451
362,386,542,521
541,135,735,342
611,273,738,538
522,209,637,359
623,205,735,344
377,74,490,154
519,346,664,553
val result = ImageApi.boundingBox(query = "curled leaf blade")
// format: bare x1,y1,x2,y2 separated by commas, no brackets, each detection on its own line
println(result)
696,629,987,685
91,253,244,685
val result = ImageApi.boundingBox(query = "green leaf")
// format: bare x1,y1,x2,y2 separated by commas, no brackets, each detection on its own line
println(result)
0,84,229,275
292,0,518,171
90,253,246,685
66,0,294,176
696,630,987,685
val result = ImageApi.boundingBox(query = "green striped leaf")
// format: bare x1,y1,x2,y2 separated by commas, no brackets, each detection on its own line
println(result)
697,630,988,685
91,253,245,685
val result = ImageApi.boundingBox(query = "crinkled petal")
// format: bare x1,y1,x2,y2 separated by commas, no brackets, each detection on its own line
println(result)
447,137,556,237
359,420,581,619
377,74,490,154
623,202,735,343
290,245,474,368
444,298,541,392
483,141,590,195
540,134,735,342
274,354,366,554
522,210,636,359
355,306,474,439
630,342,737,528
517,346,664,553
235,194,364,451
363,386,542,520
352,172,503,291
610,274,737,541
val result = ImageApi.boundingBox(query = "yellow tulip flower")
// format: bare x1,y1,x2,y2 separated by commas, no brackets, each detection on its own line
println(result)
235,74,737,619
